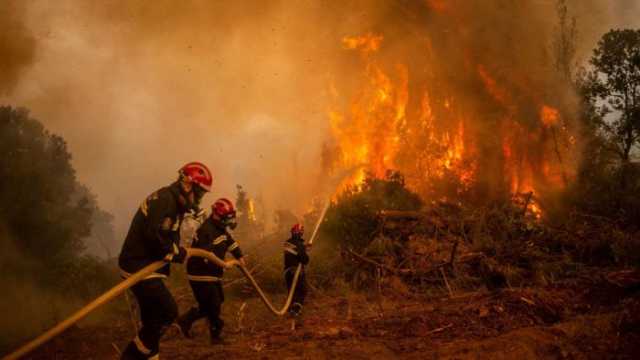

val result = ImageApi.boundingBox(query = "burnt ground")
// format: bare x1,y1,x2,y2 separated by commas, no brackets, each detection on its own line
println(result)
17,270,640,360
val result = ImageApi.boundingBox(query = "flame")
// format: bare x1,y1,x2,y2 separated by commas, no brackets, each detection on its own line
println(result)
247,198,257,222
479,64,570,217
328,33,476,194
342,33,383,53
329,34,407,190
325,29,577,219
477,65,513,110
540,105,559,128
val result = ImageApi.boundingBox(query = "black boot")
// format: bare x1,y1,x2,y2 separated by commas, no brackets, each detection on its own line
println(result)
176,307,200,339
120,341,148,360
288,302,303,317
209,318,225,345
209,326,228,345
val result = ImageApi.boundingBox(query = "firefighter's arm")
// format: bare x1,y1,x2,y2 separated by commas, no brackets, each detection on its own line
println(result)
228,239,244,260
297,242,310,265
224,234,245,265
194,224,211,248
144,192,186,263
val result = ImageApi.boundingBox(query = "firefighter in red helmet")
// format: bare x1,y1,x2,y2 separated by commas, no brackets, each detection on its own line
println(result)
284,223,309,316
119,162,212,360
177,198,245,344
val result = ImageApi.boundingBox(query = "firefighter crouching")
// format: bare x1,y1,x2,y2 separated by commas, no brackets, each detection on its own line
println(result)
118,162,212,360
177,198,245,344
284,223,309,316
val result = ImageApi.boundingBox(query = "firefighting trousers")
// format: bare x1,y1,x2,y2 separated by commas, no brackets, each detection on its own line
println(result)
125,278,178,358
285,268,306,306
187,280,225,332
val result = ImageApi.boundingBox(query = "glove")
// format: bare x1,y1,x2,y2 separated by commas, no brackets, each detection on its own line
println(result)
296,243,308,254
166,246,188,264
186,207,207,224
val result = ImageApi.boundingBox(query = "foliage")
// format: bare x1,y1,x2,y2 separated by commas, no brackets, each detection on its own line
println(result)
75,184,117,258
321,170,422,251
573,29,640,228
0,106,114,288
579,29,640,162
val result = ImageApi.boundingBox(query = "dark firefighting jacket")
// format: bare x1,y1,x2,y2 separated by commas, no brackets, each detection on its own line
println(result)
118,182,186,279
283,236,309,274
186,217,243,282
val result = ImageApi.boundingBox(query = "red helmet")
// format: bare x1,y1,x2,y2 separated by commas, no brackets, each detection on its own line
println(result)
180,162,212,192
291,223,304,236
212,198,236,219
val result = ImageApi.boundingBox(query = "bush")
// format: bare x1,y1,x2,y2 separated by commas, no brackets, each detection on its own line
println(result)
321,170,423,252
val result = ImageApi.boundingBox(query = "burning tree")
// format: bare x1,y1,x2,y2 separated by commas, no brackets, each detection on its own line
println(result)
322,1,581,218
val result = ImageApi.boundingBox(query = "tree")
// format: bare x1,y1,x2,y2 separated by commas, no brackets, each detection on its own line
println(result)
73,184,116,258
581,29,640,163
0,106,110,279
552,0,578,82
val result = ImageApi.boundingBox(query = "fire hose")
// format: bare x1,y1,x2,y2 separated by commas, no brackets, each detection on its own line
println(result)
3,199,331,360
231,197,329,316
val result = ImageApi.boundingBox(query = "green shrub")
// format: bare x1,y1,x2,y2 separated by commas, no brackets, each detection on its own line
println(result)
321,170,423,252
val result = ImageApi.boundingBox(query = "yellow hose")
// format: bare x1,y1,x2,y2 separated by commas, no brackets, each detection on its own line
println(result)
227,197,330,315
2,250,236,360
3,199,331,359
237,262,303,316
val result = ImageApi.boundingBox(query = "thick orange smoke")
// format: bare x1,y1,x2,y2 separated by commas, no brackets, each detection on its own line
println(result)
1,0,633,242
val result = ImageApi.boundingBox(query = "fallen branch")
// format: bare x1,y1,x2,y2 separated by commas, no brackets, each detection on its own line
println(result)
449,241,459,264
440,268,454,298
378,210,426,220
521,191,534,217
426,323,453,335
346,248,409,274
346,248,484,277
236,302,247,333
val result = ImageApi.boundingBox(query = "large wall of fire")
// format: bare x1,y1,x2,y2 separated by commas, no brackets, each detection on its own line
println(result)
323,1,580,210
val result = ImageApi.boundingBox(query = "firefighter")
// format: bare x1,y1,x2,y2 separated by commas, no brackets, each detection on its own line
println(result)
119,162,212,360
284,223,309,316
177,198,245,344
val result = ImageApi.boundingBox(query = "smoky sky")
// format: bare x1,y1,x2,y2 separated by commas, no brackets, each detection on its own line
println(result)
1,0,638,244
0,2,35,94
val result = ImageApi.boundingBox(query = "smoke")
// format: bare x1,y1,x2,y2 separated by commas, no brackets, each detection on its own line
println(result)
0,222,98,352
0,1,36,94
0,1,638,244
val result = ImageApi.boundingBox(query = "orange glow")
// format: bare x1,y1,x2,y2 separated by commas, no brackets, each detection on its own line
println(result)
329,34,408,191
342,33,383,53
540,105,560,127
426,0,448,12
326,31,577,220
477,65,511,107
329,34,475,194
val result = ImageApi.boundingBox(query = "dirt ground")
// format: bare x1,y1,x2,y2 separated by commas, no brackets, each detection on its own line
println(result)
18,270,640,360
